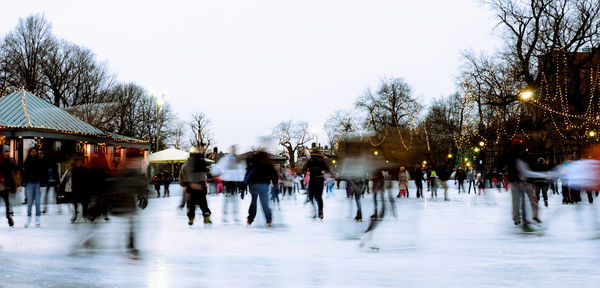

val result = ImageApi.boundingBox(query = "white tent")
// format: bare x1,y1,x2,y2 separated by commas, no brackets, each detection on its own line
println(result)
149,148,190,164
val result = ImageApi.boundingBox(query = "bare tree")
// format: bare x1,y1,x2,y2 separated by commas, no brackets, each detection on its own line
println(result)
41,39,77,107
189,112,213,151
0,14,54,96
487,0,600,87
169,120,186,150
355,77,421,133
273,120,312,168
323,109,361,152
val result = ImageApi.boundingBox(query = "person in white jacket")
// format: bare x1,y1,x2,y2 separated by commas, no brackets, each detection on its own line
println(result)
212,145,246,223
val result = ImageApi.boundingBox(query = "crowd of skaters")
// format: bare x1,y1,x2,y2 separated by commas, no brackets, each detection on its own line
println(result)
2,137,600,257
0,145,149,257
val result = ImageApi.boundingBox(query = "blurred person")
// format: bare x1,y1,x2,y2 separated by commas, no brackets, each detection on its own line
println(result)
397,166,409,198
426,166,432,192
22,147,45,227
560,162,571,204
467,168,476,194
430,169,438,198
10,163,22,216
361,165,397,248
533,158,550,207
491,168,500,191
455,167,466,194
162,170,171,197
180,144,212,225
215,176,224,194
244,146,277,226
325,173,336,197
499,139,548,231
283,169,295,197
0,145,16,227
77,149,149,259
339,155,370,222
109,149,149,258
437,164,452,201
270,166,281,207
87,155,111,222
293,174,301,194
212,145,246,223
371,168,396,220
476,172,485,195
414,165,424,198
153,172,161,197
71,158,89,223
302,149,330,220
58,163,74,215
42,154,61,214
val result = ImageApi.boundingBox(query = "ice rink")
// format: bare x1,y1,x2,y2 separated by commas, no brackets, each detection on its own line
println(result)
1,184,599,287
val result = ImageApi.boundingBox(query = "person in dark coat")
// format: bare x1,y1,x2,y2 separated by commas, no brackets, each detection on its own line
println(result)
87,155,111,222
244,148,277,226
498,138,548,231
74,149,148,259
108,149,149,258
162,170,171,197
70,157,89,223
42,155,61,214
302,150,330,220
437,163,452,201
179,145,212,225
533,158,550,207
455,167,466,194
22,147,46,227
414,165,424,198
0,145,16,227
153,173,161,197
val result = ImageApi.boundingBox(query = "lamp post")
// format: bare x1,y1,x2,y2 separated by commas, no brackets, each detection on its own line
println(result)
154,92,165,152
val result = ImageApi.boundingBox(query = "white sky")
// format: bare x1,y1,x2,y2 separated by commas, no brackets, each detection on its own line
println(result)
0,0,501,153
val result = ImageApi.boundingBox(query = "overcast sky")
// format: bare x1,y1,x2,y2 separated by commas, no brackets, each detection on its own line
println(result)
1,0,501,152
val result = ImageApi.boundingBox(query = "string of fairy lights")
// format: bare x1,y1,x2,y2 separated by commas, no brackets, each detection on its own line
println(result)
330,48,599,163
534,49,600,142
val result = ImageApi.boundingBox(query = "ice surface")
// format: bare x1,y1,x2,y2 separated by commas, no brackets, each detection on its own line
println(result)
0,183,599,287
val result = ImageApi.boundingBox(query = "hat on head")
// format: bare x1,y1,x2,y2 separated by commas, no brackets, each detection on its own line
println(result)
511,138,527,148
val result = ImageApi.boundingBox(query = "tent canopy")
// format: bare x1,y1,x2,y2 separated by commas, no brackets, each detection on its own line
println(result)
149,148,215,164
149,148,190,164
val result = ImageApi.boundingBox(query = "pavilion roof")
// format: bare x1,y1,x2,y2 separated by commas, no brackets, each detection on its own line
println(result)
0,89,148,148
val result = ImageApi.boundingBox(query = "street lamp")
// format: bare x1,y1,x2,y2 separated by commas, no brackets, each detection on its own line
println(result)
589,131,596,137
448,154,453,158
520,90,533,101
154,92,165,152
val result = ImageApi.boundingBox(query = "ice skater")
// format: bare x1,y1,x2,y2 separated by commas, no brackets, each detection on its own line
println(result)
212,145,246,223
244,145,276,226
302,149,330,220
0,145,16,227
500,138,550,232
179,143,212,225
22,147,45,227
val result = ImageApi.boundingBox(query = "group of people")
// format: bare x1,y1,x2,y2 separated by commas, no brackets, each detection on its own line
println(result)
179,143,333,227
4,138,600,249
153,170,172,198
0,145,149,257
0,146,65,228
